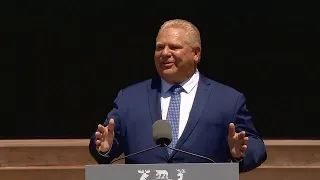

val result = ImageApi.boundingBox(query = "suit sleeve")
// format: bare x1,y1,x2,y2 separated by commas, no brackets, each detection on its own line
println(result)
231,93,267,173
89,90,126,164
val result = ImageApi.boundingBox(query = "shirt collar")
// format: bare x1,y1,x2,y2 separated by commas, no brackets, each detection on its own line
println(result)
161,69,199,94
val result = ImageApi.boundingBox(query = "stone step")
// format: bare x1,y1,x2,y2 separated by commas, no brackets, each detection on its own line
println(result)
0,139,97,167
264,140,320,166
0,139,319,167
0,166,319,180
0,166,83,180
240,166,320,180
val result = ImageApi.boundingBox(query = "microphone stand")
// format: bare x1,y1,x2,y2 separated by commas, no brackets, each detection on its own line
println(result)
163,143,216,163
110,144,162,164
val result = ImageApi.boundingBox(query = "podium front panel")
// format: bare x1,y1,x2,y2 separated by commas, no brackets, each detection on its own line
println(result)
85,163,239,180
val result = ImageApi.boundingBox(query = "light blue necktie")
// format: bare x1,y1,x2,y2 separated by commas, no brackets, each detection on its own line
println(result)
166,84,183,155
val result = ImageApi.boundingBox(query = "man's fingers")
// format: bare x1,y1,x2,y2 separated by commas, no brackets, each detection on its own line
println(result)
238,131,246,139
228,123,236,137
95,131,102,138
242,137,249,144
98,145,104,152
98,146,105,152
241,145,247,151
95,139,102,146
95,119,115,151
97,124,105,134
108,118,115,132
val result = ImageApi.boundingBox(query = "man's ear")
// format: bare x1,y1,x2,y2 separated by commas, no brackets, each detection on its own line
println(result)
193,46,201,63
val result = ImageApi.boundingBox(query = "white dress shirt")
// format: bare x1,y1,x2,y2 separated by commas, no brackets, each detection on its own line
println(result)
160,69,200,139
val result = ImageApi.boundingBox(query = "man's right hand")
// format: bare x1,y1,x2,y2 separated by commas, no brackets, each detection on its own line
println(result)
95,118,115,153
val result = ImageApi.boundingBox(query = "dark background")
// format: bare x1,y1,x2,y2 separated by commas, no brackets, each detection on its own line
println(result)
2,1,319,139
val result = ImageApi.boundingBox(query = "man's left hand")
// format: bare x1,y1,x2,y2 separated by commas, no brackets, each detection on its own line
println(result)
228,123,249,158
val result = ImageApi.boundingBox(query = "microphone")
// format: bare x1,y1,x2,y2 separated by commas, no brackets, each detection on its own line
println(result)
153,120,216,163
110,120,167,164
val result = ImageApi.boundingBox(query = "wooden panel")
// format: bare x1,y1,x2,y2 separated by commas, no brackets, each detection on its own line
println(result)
0,166,319,180
0,166,84,180
240,166,320,180
0,139,89,147
0,146,97,167
0,139,319,166
264,140,320,146
1,139,318,147
264,140,320,166
264,146,320,166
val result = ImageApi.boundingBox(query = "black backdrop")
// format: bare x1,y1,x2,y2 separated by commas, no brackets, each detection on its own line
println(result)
2,1,319,139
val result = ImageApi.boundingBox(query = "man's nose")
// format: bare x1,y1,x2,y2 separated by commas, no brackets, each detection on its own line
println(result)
161,46,171,57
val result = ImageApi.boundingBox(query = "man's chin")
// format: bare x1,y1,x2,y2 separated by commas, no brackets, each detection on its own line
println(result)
161,68,178,76
158,69,180,82
162,65,178,72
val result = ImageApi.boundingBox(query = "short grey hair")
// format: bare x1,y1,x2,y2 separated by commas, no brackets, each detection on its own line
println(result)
158,19,201,49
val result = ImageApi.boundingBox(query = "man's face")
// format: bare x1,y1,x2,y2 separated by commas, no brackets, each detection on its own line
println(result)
154,27,200,84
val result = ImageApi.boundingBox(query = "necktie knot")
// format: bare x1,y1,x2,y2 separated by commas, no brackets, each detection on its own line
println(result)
170,84,183,95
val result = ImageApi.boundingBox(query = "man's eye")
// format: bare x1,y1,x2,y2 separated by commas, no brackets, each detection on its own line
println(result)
156,46,164,50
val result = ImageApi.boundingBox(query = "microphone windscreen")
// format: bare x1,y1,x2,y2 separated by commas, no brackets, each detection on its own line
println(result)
152,120,172,146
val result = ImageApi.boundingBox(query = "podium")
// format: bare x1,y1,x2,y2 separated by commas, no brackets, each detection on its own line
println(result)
85,163,239,180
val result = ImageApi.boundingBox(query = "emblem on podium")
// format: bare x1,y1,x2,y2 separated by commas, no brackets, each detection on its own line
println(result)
138,169,186,180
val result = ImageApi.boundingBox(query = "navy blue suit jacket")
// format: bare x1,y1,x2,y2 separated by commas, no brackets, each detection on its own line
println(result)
89,74,267,173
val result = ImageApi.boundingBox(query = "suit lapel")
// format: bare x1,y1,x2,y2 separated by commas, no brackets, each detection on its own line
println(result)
148,77,162,124
171,74,212,157
147,77,170,158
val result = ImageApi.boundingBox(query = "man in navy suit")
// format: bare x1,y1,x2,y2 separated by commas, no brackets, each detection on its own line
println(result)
89,19,267,173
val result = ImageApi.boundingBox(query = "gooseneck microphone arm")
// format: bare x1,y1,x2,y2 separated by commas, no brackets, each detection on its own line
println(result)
163,143,216,163
110,144,162,164
110,120,215,164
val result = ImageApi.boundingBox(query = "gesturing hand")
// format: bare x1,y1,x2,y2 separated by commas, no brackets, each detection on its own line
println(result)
95,118,115,153
228,123,249,158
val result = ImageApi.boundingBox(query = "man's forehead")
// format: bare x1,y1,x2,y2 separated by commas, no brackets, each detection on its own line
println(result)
158,27,186,37
156,28,187,43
